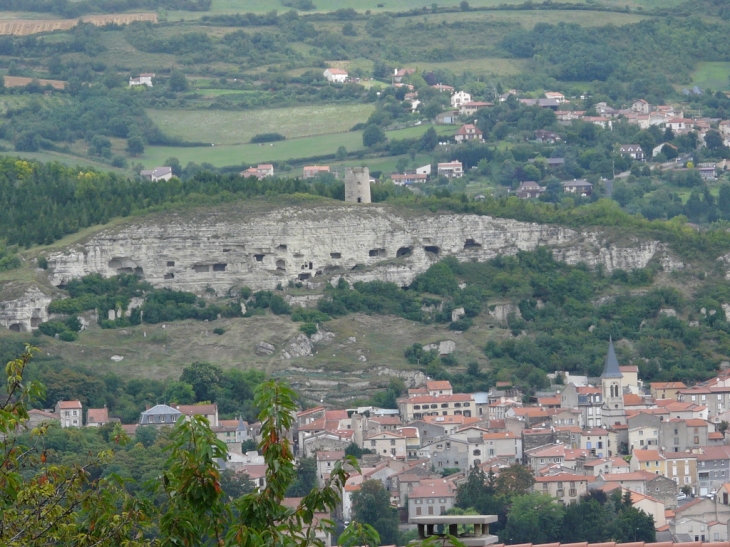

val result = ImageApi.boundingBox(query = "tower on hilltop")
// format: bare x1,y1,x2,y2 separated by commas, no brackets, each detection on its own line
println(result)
601,337,626,427
344,167,371,204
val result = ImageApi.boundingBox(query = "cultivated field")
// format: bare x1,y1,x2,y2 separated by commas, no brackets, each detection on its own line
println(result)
3,76,66,89
0,13,157,35
166,0,682,17
141,123,454,168
145,104,376,145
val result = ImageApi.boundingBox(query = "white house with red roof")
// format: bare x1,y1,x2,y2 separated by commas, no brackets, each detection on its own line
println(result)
55,400,82,428
315,450,345,487
323,68,348,83
241,164,274,180
454,123,483,143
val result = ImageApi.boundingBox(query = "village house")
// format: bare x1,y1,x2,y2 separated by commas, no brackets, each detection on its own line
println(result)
408,479,456,519
213,417,248,447
534,130,561,143
671,496,730,541
323,68,348,83
454,123,483,143
562,179,593,196
697,446,730,496
515,181,545,199
698,163,718,181
630,449,667,475
435,110,460,124
129,73,154,87
459,101,493,116
417,437,469,470
666,118,694,133
583,116,613,129
593,471,677,509
140,166,173,182
397,393,475,421
138,404,182,427
632,99,651,114
561,384,603,427
56,400,83,428
664,452,697,492
302,165,330,178
619,144,645,161
431,83,455,93
365,431,407,459
27,409,60,428
544,92,565,103
315,450,345,487
533,473,589,505
391,173,428,185
86,407,110,427
479,431,523,463
174,403,219,427
580,428,610,458
451,91,472,108
651,382,687,400
437,161,464,179
393,67,416,83
241,164,274,179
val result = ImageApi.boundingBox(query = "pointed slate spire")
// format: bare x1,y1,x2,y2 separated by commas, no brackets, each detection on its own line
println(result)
601,337,622,379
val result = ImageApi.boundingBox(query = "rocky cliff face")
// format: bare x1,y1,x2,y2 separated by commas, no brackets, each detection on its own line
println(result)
0,285,52,332
46,203,675,294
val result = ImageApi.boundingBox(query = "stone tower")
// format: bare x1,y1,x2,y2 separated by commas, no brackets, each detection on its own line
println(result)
601,337,626,428
344,167,371,204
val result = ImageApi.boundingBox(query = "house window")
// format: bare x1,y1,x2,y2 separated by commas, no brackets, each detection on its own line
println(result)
416,507,422,516
428,506,434,515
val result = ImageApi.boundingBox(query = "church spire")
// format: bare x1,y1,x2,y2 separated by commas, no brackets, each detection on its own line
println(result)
601,337,622,379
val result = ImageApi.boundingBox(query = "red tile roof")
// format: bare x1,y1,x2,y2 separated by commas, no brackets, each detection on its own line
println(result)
57,400,82,409
86,407,109,424
426,380,452,391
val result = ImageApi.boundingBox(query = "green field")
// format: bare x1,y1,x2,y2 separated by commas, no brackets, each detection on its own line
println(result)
145,104,376,145
163,0,680,18
690,62,730,92
141,123,454,168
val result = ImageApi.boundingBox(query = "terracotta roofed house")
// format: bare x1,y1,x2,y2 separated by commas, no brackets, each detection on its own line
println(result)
241,164,274,180
408,479,456,519
303,165,330,178
56,400,82,428
86,407,110,427
454,123,483,143
323,68,348,83
174,403,219,427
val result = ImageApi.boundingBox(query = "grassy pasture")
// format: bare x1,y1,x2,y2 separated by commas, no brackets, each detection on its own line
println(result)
690,62,730,92
164,0,682,18
145,104,376,144
141,123,454,167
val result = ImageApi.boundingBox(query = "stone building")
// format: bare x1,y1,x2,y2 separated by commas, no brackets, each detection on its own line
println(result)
344,167,371,203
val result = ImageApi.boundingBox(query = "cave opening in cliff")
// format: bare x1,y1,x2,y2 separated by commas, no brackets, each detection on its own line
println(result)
464,239,482,249
133,267,144,278
277,244,287,251
164,273,174,279
8,323,23,332
167,261,175,267
31,317,41,328
369,248,386,258
213,263,227,272
254,254,264,262
424,246,440,255
298,273,311,280
396,247,412,258
330,252,341,259
276,260,286,271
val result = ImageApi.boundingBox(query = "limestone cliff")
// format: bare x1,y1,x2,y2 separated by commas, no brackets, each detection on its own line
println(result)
0,285,53,332
46,203,676,294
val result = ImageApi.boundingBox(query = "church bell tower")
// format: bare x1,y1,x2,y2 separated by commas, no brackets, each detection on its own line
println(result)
601,338,626,427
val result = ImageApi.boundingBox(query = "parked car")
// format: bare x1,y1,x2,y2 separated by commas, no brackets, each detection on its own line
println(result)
677,493,687,500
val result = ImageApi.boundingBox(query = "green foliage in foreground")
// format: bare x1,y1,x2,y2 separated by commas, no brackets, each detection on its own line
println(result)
0,345,381,547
